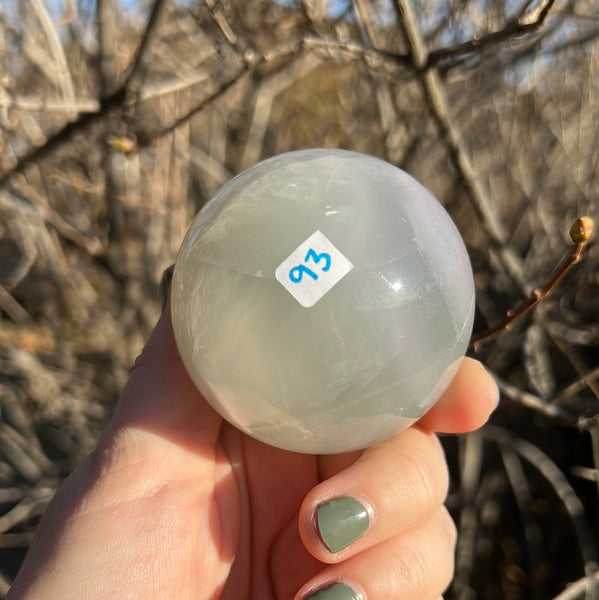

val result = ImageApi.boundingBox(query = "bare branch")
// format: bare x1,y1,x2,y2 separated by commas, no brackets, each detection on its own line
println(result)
484,427,599,598
0,482,55,535
2,180,104,256
556,366,599,405
0,96,99,113
0,87,126,187
494,373,574,423
395,0,528,293
426,0,558,69
553,571,599,600
122,0,170,92
0,283,31,323
0,0,168,188
303,35,410,67
140,72,211,102
136,62,251,149
97,0,120,93
240,53,320,170
29,0,76,102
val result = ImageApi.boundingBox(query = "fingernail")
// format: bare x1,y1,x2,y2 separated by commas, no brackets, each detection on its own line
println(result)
304,582,361,600
160,265,175,312
317,496,370,553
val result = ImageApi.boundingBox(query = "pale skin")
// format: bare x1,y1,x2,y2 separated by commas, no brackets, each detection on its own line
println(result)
7,290,499,600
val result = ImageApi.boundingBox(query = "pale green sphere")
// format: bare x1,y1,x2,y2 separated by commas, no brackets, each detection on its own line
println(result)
171,149,475,454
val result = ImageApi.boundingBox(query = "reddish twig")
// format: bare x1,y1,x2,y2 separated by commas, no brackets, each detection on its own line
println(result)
470,216,594,352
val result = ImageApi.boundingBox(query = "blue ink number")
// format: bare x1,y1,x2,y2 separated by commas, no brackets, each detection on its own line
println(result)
289,249,331,283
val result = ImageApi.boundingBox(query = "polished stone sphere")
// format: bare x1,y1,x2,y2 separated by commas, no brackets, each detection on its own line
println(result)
171,149,475,454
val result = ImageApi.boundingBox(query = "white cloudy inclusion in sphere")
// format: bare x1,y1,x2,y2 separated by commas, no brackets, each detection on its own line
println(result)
171,149,475,454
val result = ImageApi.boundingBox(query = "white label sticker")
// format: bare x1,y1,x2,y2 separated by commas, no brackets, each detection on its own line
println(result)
275,230,353,308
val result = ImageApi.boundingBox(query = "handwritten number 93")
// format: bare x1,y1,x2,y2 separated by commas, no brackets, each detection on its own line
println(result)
289,249,331,283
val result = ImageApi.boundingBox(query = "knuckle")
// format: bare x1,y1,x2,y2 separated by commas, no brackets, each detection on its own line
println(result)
391,538,437,591
403,442,448,513
440,506,458,549
389,509,456,593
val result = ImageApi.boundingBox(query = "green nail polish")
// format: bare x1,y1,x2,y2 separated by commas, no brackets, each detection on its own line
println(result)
304,582,360,600
317,496,370,553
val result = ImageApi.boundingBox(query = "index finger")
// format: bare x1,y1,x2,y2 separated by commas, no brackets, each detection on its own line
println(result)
416,357,499,434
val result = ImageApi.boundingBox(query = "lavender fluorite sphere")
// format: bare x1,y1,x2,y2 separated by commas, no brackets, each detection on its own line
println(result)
171,149,475,454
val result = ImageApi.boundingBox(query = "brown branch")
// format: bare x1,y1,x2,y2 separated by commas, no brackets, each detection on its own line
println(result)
426,0,558,69
557,365,599,405
483,426,599,587
0,87,126,188
553,571,599,600
134,38,311,150
97,0,120,94
205,0,239,46
30,0,76,102
9,175,104,255
120,0,169,91
0,282,32,323
395,0,528,293
470,217,594,352
0,481,56,535
494,372,574,423
0,0,167,188
307,0,558,76
303,35,411,69
134,62,251,150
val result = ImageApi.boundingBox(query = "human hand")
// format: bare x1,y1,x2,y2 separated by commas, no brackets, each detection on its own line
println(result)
7,274,498,600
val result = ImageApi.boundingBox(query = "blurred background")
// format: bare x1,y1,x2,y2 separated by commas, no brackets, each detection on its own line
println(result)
0,0,598,597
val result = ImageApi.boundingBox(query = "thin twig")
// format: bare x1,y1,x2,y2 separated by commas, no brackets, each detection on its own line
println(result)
554,571,599,600
0,187,104,256
453,431,484,598
0,96,99,113
351,0,399,160
0,488,29,504
556,366,599,404
0,88,126,187
303,35,410,68
139,72,211,102
121,0,169,92
240,53,320,170
0,572,9,597
500,446,543,572
0,0,167,187
0,283,31,323
135,63,251,149
29,0,76,102
0,532,35,549
206,0,238,45
97,0,119,94
0,423,50,485
0,482,56,535
547,323,599,402
471,217,594,352
493,373,574,423
588,425,599,540
484,426,599,599
426,0,558,70
395,0,529,294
